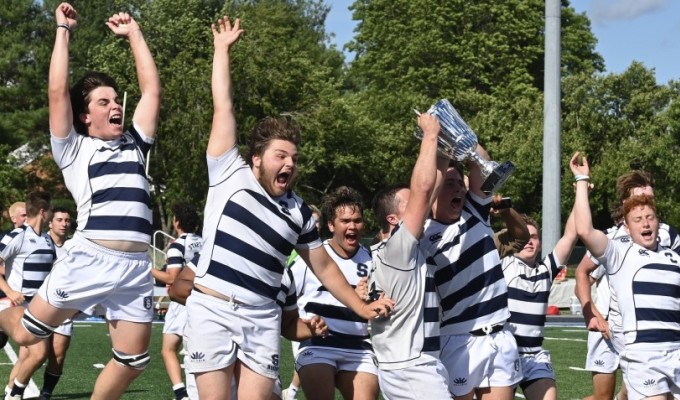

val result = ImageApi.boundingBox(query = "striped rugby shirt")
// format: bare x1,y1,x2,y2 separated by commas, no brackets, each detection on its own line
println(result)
421,192,510,335
0,225,55,298
291,239,372,352
194,147,320,306
51,125,154,244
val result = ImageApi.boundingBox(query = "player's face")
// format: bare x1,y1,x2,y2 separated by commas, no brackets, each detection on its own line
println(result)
328,205,364,258
625,205,659,250
253,139,298,198
516,224,541,264
81,86,123,140
432,167,467,223
11,207,26,228
49,212,71,239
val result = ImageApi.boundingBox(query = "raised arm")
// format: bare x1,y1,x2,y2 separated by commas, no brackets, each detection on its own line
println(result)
48,3,78,138
402,114,441,238
207,16,243,157
106,12,161,138
552,207,577,265
493,205,530,258
571,152,608,257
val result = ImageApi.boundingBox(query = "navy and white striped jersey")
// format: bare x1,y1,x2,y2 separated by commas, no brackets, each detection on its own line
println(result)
420,192,510,335
278,267,298,312
292,240,372,352
0,226,55,298
369,223,441,370
166,233,203,270
503,251,562,353
588,222,679,329
599,238,680,348
51,125,154,244
195,147,320,306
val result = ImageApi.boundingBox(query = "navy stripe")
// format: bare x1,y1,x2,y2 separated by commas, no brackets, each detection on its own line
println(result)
514,334,544,348
167,256,183,265
425,276,436,291
305,302,366,323
88,159,145,179
301,334,373,351
424,306,439,323
441,293,508,328
224,200,296,258
640,263,680,273
636,308,680,324
91,187,150,206
547,253,561,280
440,264,505,311
205,259,279,301
514,270,551,284
23,262,53,273
633,281,680,297
507,287,550,302
466,194,490,220
298,229,320,246
128,126,152,155
215,230,284,274
84,216,152,236
244,189,303,235
422,336,440,352
635,329,680,343
508,311,547,327
23,279,47,289
170,242,186,255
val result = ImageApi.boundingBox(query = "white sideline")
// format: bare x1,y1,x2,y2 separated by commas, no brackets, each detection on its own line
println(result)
3,344,40,398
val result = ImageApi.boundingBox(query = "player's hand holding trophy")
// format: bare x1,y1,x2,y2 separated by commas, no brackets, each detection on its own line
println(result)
415,99,515,194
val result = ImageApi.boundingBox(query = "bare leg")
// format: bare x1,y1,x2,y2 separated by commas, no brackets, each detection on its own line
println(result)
336,370,379,400
90,320,151,400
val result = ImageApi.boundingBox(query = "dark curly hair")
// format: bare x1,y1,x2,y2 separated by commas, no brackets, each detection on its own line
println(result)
321,186,364,225
248,116,301,161
172,202,200,233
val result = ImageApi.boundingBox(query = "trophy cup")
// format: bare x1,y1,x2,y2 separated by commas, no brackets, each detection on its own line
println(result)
415,99,515,194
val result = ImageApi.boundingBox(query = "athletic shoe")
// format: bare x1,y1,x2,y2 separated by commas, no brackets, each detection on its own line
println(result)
282,388,297,400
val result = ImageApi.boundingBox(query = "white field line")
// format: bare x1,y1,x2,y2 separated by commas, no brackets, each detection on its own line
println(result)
4,344,40,398
569,366,589,371
544,336,586,342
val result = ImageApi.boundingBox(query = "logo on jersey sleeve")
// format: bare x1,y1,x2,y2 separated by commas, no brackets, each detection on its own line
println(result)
55,289,69,299
429,232,443,242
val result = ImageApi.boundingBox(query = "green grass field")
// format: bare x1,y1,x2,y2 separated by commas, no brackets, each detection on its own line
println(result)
0,321,621,399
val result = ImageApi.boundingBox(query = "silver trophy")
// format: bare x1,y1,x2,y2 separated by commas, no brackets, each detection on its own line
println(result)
416,99,515,194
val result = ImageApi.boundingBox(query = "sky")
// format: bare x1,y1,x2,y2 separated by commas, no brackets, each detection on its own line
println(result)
325,0,680,85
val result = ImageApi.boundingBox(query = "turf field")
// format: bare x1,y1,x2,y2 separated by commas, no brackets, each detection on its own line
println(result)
0,320,621,399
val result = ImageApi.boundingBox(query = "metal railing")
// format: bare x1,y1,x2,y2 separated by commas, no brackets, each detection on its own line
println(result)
150,230,174,270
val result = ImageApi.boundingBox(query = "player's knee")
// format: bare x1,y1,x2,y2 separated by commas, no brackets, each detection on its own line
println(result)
21,310,55,340
112,348,151,370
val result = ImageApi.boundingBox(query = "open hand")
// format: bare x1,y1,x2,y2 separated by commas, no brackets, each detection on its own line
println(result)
212,16,243,50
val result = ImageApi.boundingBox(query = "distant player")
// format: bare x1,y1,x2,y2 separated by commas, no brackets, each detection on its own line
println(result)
502,212,577,400
184,17,392,400
369,112,451,399
152,203,203,400
0,192,56,400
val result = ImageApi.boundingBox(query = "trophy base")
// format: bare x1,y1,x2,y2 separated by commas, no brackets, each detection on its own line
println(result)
481,161,515,194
